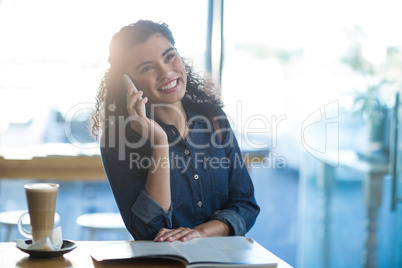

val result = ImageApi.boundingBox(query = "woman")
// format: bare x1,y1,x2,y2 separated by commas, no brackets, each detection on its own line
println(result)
91,20,259,242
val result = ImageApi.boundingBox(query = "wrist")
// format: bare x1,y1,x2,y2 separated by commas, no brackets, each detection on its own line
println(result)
193,226,206,238
194,220,231,237
151,133,168,147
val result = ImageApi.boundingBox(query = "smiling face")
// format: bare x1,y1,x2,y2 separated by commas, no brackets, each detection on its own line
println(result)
125,33,187,106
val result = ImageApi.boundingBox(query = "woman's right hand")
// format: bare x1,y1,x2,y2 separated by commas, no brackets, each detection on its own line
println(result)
126,85,167,146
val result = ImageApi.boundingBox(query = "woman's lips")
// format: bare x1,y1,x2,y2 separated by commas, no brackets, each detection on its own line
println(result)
159,79,179,93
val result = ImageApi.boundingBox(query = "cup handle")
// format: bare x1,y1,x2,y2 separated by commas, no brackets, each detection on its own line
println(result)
17,211,32,239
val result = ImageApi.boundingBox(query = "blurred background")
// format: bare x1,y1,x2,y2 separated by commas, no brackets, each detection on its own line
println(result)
1,0,402,267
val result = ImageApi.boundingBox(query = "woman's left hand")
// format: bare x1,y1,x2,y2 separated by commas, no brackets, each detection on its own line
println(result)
154,227,202,242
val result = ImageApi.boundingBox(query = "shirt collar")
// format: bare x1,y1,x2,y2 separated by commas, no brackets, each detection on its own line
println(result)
154,100,208,127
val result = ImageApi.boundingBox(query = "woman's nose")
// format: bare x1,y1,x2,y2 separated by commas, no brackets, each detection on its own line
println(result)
157,64,171,81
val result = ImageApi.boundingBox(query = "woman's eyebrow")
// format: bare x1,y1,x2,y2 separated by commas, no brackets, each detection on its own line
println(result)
162,47,175,57
135,47,176,70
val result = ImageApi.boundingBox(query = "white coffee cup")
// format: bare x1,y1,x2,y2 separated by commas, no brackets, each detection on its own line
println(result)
17,183,59,243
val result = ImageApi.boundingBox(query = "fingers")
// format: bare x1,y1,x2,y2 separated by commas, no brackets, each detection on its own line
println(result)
154,228,171,241
164,228,191,242
177,229,202,242
126,85,145,116
137,97,148,117
154,228,202,242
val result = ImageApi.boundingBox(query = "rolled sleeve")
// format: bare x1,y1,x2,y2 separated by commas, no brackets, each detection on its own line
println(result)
209,209,247,236
212,112,260,234
131,188,172,225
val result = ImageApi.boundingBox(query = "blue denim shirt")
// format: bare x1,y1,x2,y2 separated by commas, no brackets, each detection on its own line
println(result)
100,102,260,240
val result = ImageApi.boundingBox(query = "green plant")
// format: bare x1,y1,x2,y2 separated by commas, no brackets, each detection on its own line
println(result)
353,78,391,131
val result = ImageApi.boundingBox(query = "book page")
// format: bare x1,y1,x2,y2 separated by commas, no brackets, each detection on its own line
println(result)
90,241,183,262
171,236,277,266
90,237,278,267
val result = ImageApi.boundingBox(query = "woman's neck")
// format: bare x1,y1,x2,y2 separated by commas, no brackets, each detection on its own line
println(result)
153,101,188,136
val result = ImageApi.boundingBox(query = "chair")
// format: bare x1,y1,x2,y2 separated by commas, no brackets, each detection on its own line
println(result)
76,212,130,240
0,210,60,241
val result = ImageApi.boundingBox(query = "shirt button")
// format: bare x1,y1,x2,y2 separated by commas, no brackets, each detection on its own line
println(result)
184,150,190,155
198,201,203,207
194,174,199,180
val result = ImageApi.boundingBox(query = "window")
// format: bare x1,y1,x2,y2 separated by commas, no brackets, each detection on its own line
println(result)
221,1,402,266
0,0,208,153
222,0,402,142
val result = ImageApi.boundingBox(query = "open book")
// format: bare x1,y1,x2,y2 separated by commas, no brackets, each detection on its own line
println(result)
90,236,278,267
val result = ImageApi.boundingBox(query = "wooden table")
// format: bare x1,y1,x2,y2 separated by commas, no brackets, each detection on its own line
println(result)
0,155,107,181
0,240,292,268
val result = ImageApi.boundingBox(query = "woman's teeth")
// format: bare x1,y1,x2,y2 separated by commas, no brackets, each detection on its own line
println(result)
160,79,177,91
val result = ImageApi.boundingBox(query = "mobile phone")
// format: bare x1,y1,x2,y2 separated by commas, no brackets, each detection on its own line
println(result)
124,74,146,115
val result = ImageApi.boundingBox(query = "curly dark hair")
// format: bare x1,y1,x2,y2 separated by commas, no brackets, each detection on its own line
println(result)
91,20,223,137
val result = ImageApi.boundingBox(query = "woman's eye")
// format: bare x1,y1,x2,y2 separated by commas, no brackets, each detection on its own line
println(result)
166,53,175,62
141,66,153,73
